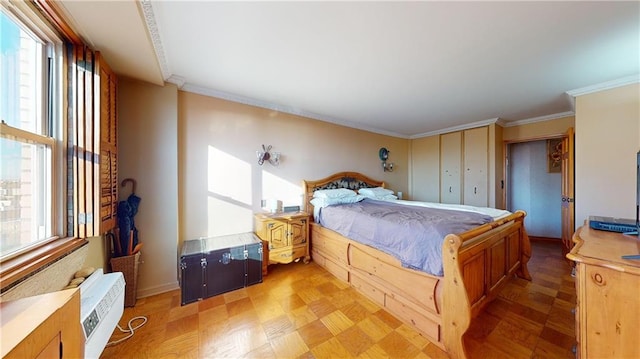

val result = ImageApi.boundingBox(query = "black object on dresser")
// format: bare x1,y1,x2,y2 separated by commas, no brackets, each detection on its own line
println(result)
179,232,263,305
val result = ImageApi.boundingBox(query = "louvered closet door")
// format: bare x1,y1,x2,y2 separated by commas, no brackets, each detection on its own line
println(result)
440,131,462,204
95,52,118,234
463,127,489,207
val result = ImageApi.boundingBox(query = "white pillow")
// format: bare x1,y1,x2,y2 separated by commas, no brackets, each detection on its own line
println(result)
360,193,398,201
310,195,364,208
358,187,394,197
377,194,399,201
313,188,357,199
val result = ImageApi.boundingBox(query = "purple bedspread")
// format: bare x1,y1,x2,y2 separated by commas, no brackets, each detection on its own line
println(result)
317,199,492,276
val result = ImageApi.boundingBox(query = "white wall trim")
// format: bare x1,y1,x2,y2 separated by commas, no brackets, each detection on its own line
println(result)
409,118,500,139
138,2,635,141
136,280,180,299
181,83,411,139
139,0,406,139
140,1,171,81
166,75,186,88
566,74,640,97
502,111,575,127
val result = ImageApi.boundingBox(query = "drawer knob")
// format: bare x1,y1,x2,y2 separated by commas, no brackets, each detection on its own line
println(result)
591,272,606,286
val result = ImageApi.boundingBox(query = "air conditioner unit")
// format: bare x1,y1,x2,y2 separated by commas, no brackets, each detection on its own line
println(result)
79,269,125,359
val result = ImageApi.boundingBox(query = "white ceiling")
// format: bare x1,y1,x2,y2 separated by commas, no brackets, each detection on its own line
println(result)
58,1,639,138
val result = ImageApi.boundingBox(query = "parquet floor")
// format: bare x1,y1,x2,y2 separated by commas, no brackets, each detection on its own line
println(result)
101,240,575,358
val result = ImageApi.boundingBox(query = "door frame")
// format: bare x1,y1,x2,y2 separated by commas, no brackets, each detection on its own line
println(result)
560,127,575,258
503,133,571,240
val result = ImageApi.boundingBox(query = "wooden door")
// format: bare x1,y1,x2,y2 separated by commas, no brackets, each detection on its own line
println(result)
440,131,462,204
267,221,288,249
561,127,575,259
290,218,307,246
463,127,489,207
36,334,61,359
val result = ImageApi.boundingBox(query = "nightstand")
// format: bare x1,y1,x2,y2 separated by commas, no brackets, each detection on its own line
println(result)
254,211,310,268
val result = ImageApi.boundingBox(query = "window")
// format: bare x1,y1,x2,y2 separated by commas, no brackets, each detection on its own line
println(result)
0,4,63,260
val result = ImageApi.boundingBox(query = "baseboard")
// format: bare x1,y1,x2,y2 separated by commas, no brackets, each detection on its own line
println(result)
136,281,179,299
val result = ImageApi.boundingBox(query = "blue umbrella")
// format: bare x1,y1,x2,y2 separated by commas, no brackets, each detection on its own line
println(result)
117,178,141,256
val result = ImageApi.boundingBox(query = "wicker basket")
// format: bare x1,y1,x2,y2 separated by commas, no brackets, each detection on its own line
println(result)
110,252,140,307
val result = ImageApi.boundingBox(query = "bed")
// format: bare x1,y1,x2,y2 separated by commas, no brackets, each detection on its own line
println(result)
303,172,531,359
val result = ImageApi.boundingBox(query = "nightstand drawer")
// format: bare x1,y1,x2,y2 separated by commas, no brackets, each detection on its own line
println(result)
269,245,307,264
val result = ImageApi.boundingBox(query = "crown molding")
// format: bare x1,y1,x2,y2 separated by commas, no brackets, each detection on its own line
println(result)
139,0,170,81
502,111,575,128
409,118,500,139
137,3,635,141
137,1,406,139
566,74,640,97
166,75,186,88
181,83,410,139
495,118,508,127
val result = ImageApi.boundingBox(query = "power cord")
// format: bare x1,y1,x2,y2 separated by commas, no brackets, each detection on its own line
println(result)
106,316,148,346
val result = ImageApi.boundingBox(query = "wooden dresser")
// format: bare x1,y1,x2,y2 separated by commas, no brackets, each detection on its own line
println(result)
254,211,310,268
1,289,83,358
567,225,640,358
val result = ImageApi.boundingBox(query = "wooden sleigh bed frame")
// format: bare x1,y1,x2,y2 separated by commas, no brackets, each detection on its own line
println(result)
303,172,532,359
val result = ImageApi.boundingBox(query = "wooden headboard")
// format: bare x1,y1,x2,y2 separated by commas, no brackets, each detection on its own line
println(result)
302,172,385,215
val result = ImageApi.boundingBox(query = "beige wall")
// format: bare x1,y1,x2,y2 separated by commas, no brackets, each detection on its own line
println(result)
118,79,180,298
99,84,408,299
99,78,637,301
179,92,409,243
575,83,640,225
503,116,575,142
18,73,634,301
82,235,109,272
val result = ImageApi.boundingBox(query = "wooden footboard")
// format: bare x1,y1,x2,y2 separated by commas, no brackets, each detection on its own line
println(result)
442,210,530,359
311,223,446,347
310,210,531,359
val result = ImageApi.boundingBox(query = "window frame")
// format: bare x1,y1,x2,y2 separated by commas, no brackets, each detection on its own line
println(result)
0,0,88,292
1,1,64,260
